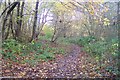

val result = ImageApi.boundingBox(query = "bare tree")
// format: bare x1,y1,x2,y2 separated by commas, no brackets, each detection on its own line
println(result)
30,0,39,42
5,1,13,39
1,2,19,41
15,1,24,41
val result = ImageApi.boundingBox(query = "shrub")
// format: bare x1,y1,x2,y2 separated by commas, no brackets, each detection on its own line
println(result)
77,36,97,46
83,41,108,58
2,39,23,53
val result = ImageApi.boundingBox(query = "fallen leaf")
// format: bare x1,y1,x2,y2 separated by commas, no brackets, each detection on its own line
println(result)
89,72,96,77
5,70,10,73
18,72,26,77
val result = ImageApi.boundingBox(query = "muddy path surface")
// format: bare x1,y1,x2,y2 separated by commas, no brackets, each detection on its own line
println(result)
46,44,82,78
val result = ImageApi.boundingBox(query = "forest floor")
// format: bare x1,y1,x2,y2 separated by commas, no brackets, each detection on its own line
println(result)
2,41,116,78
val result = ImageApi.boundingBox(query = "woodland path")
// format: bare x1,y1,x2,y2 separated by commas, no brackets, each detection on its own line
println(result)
24,44,83,78
46,44,82,78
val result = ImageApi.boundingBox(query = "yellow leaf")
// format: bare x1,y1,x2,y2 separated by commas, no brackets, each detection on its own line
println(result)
90,11,94,15
95,20,98,23
103,18,110,26
18,72,26,77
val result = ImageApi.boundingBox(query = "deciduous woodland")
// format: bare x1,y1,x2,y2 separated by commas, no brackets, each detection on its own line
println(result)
0,0,120,78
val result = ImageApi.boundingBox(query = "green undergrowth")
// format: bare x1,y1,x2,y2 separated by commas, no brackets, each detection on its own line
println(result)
57,37,80,45
69,36,119,75
1,39,65,65
39,25,54,41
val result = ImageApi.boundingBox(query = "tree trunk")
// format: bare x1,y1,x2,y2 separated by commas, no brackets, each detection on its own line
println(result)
117,1,120,78
51,25,57,42
15,2,20,39
19,1,24,36
19,1,24,28
30,0,39,42
5,1,12,39
15,1,24,41
2,2,19,41
10,12,15,38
